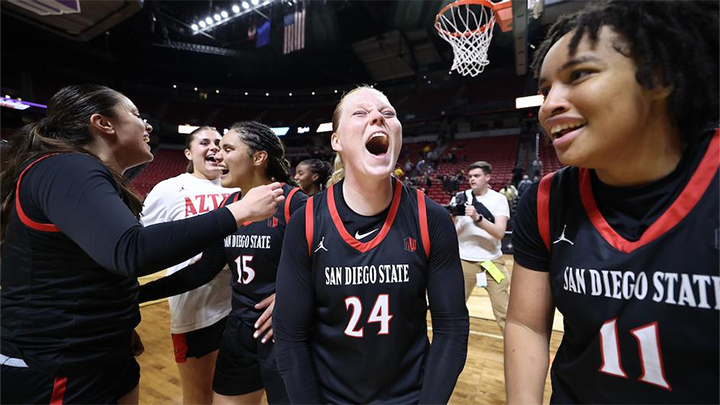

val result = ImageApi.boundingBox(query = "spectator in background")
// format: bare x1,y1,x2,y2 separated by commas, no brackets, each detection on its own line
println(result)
394,166,405,180
404,159,413,174
294,158,333,196
512,166,525,186
532,159,544,177
517,175,533,196
449,161,511,332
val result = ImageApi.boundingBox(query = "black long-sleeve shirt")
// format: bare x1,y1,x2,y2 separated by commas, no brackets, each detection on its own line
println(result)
274,180,469,404
1,153,237,375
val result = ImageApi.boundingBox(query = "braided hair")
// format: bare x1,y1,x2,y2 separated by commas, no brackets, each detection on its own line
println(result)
531,0,719,143
228,121,295,185
298,158,333,191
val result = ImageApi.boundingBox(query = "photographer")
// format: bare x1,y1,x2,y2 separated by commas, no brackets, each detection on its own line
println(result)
448,161,510,332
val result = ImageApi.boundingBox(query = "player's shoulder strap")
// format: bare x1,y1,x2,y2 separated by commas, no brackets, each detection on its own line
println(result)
305,195,314,257
416,188,431,258
284,186,300,224
220,191,241,208
15,153,61,233
537,172,555,251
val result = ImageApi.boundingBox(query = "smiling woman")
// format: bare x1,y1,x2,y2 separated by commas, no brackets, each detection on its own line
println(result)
506,2,719,404
140,126,238,405
0,85,285,405
274,86,470,404
139,120,307,405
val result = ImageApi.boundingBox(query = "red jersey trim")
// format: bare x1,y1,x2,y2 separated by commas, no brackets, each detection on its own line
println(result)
285,187,300,223
49,376,67,405
537,173,554,251
16,154,61,232
416,190,431,258
305,196,314,256
580,130,719,253
327,178,403,254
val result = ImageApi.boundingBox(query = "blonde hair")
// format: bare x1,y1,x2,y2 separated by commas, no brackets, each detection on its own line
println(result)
328,85,389,187
327,153,345,187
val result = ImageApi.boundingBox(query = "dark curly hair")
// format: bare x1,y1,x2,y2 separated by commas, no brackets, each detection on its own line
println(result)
228,121,295,185
298,158,333,191
531,0,719,143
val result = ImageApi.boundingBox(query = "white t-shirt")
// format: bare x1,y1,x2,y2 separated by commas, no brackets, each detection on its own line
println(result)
452,188,510,262
141,173,239,333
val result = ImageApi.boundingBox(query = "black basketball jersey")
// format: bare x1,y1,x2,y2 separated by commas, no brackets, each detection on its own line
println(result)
221,184,306,323
2,154,139,375
303,178,432,404
533,131,719,403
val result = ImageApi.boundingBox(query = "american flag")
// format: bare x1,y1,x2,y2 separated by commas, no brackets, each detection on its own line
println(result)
283,5,306,55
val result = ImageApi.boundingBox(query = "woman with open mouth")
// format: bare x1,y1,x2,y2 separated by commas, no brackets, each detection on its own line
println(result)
0,85,284,405
141,126,239,405
506,2,719,404
140,121,307,405
274,86,469,404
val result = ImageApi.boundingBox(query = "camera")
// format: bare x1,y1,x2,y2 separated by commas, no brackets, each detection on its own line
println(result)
444,202,466,216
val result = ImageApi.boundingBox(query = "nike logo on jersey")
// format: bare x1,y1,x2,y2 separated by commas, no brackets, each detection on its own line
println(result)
354,228,379,240
553,225,574,245
315,236,328,252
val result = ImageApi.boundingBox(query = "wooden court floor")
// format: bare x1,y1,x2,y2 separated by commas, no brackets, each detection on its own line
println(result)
137,255,563,404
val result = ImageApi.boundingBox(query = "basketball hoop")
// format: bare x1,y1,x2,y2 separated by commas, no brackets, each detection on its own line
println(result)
435,0,513,77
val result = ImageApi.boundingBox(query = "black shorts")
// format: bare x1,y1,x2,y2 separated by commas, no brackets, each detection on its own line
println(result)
171,316,227,363
1,355,139,404
212,315,289,404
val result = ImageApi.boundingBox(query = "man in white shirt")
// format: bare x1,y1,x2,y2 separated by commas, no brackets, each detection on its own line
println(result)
450,161,510,332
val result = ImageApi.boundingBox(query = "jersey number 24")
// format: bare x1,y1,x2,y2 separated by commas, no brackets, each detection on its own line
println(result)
344,294,393,338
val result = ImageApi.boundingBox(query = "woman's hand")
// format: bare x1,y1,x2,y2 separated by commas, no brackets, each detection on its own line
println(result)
254,293,276,343
226,183,285,226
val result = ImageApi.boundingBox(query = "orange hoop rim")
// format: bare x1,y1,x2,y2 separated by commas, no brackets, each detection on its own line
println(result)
434,0,511,38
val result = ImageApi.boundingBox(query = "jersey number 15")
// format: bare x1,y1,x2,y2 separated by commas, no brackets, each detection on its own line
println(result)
235,255,255,284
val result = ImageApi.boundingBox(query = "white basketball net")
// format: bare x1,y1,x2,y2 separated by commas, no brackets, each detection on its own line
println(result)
436,2,497,77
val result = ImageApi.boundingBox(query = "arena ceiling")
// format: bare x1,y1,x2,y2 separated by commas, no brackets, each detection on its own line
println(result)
1,0,586,95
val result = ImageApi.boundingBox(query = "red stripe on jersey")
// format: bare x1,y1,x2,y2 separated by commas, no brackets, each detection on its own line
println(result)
16,154,60,233
537,173,554,251
49,376,67,405
581,129,719,253
305,196,314,256
416,189,430,257
285,187,300,223
327,178,403,254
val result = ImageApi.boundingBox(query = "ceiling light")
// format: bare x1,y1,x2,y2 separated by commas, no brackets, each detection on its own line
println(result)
311,91,315,95
205,17,213,24
289,92,293,96
251,0,259,5
232,5,241,13
213,14,221,21
216,89,220,93
242,1,250,9
199,21,207,28
266,92,269,96
172,84,177,88
191,24,199,31
221,11,228,18
334,89,338,93
244,91,248,95
194,87,198,91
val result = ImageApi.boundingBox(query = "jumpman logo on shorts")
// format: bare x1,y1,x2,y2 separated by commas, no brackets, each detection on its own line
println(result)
315,236,328,252
553,225,574,245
